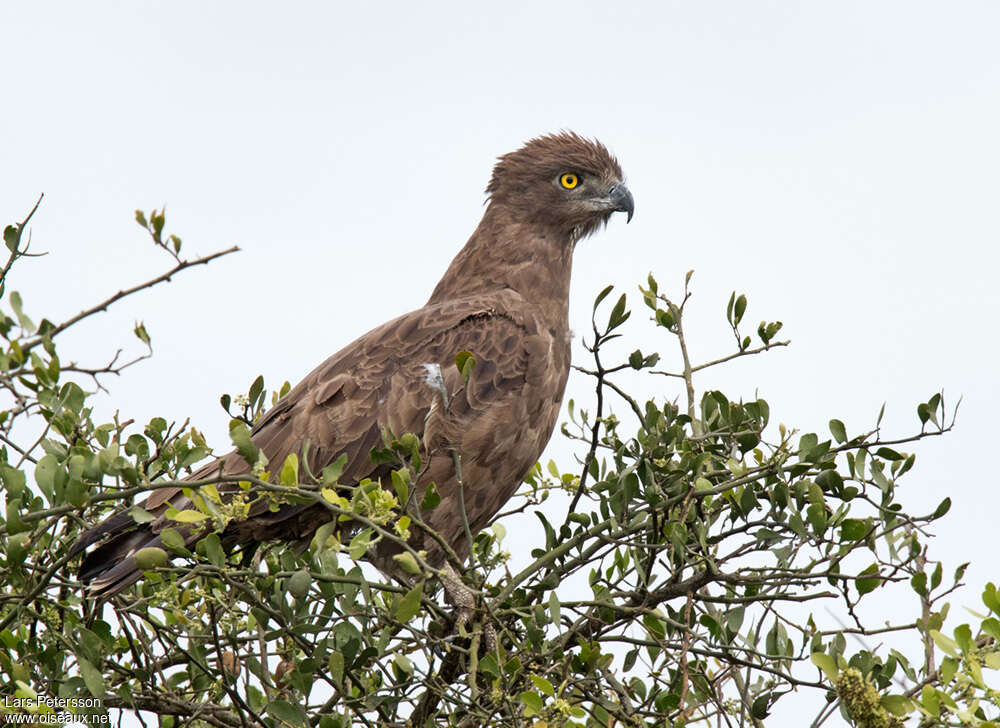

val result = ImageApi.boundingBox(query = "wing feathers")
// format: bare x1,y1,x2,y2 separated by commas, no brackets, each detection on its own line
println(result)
75,298,566,595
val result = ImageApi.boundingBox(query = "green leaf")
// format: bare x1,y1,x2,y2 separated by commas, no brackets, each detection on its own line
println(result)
247,375,264,406
151,208,165,242
840,518,868,541
642,613,665,639
391,467,410,504
798,433,818,457
953,623,973,653
229,419,258,465
392,552,422,576
623,648,638,671
828,419,846,443
593,285,614,311
940,656,957,683
133,547,168,571
806,503,827,535
548,592,561,626
280,453,299,486
348,529,373,560
982,618,1000,642
394,653,413,674
328,651,345,685
876,446,904,461
530,674,555,697
519,691,544,717
78,656,106,697
758,320,783,344
733,294,747,324
1,465,26,500
321,488,344,508
321,453,347,484
810,652,839,681
856,563,881,595
751,694,771,719
726,606,745,634
420,482,441,510
168,509,208,523
34,454,66,503
287,570,311,599
931,497,951,519
130,506,155,524
927,393,941,419
3,224,19,252
930,630,959,657
921,685,940,715
881,695,913,716
917,402,931,424
133,321,151,346
607,293,629,331
7,533,28,567
394,582,423,622
266,700,308,727
455,350,476,382
198,533,225,567
984,583,1000,615
145,417,167,443
159,527,189,555
815,469,842,493
9,291,34,332
931,562,942,590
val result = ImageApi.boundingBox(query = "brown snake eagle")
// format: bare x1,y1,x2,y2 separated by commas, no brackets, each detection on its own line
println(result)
71,132,634,596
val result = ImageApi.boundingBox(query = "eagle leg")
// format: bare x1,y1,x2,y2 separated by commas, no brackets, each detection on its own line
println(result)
441,562,496,652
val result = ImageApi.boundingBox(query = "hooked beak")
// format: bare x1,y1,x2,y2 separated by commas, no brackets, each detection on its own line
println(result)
608,182,634,223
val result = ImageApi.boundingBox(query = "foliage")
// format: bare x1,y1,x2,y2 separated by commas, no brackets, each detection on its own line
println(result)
0,202,996,728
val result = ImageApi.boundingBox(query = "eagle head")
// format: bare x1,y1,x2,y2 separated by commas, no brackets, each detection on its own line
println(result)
485,132,634,242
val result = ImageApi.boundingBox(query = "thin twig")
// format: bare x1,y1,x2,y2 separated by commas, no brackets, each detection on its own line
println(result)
21,245,239,355
652,339,790,378
0,193,45,283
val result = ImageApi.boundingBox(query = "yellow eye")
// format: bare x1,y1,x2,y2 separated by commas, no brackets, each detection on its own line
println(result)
559,173,579,189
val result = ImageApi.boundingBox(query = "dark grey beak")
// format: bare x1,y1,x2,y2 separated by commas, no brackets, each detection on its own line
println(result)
608,182,634,223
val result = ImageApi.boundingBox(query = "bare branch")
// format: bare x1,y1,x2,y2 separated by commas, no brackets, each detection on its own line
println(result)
21,245,239,355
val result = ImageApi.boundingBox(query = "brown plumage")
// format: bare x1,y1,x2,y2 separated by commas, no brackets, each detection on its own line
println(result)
71,132,634,595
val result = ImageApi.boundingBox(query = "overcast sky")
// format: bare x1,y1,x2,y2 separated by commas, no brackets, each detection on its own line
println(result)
2,2,999,723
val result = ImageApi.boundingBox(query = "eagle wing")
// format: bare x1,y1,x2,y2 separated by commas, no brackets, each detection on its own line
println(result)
74,291,567,594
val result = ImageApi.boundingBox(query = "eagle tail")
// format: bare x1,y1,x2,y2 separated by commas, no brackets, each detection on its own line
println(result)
71,501,324,598
72,522,164,597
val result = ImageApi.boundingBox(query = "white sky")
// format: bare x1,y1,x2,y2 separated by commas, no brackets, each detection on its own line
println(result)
2,2,999,724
